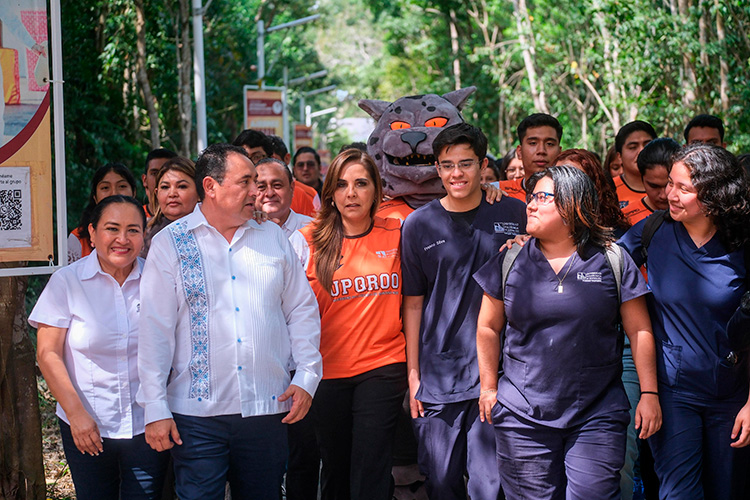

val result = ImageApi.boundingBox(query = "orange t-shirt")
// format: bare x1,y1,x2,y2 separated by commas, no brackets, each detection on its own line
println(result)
376,197,415,223
498,178,527,202
291,182,317,217
70,227,93,258
614,175,648,225
628,197,654,226
299,217,406,379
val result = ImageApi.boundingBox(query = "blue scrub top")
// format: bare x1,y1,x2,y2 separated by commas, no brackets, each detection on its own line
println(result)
401,196,526,404
474,240,649,428
619,216,748,398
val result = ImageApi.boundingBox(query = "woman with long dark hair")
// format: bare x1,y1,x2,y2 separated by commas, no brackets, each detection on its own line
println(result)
290,148,407,500
475,166,661,498
68,163,137,263
619,144,750,498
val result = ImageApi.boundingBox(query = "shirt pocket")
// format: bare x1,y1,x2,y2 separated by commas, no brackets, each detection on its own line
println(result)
426,348,477,396
659,340,682,387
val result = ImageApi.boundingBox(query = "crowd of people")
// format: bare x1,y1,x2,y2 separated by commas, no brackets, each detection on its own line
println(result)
30,111,750,500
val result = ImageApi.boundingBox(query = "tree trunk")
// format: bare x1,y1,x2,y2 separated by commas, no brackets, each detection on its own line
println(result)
0,267,45,500
677,0,697,107
135,0,161,149
448,9,461,91
715,0,729,112
178,0,193,157
512,0,548,113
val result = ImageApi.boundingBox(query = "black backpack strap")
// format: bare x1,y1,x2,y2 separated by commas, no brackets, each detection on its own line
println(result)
640,210,669,264
502,243,523,301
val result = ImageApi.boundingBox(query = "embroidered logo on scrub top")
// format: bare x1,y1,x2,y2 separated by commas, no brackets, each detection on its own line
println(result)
494,222,520,235
577,271,603,283
169,220,211,401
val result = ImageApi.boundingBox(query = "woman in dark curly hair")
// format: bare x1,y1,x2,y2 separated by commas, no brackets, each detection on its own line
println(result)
554,148,630,236
619,143,750,499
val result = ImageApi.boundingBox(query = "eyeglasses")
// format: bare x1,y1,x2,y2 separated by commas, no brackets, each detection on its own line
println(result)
437,159,478,172
526,191,555,205
249,152,267,164
295,161,318,169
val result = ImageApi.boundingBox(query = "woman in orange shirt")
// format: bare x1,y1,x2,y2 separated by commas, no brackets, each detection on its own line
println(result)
291,148,407,500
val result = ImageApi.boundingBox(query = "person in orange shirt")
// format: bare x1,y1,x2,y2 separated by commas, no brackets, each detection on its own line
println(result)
613,121,657,224
290,148,407,500
498,113,562,202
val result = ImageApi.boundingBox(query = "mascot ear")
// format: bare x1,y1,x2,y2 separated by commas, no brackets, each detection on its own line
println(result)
441,86,477,111
358,99,392,121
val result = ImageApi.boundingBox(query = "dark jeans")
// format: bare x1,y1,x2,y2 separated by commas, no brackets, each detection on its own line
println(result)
59,419,168,500
171,412,288,500
312,362,407,500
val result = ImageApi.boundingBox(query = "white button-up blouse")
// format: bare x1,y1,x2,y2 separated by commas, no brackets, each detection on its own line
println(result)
29,251,145,439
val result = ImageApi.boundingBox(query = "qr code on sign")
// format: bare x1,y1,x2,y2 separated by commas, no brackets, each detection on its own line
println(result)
0,189,23,230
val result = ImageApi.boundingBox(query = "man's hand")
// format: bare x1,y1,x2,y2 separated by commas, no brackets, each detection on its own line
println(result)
478,390,497,425
482,183,505,204
501,234,531,252
731,400,750,448
145,418,182,452
279,384,313,424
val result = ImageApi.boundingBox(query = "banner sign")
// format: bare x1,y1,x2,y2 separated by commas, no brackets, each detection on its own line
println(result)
294,124,313,149
0,0,53,261
244,89,284,137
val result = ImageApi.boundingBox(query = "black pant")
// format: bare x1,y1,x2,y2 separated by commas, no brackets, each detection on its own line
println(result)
286,412,321,500
312,363,407,500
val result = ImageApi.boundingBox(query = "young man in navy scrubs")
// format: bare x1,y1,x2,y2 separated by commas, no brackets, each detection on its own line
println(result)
401,123,526,500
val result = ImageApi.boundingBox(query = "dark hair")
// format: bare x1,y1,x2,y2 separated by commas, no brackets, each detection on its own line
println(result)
738,153,750,176
267,135,289,159
528,166,614,253
339,142,368,154
77,163,138,243
554,149,629,232
615,120,657,153
672,143,750,251
432,123,488,159
637,138,680,176
256,157,293,184
89,195,146,231
195,143,251,200
684,114,724,143
312,149,383,292
232,129,273,156
293,147,321,167
145,148,178,170
484,161,502,182
517,113,563,143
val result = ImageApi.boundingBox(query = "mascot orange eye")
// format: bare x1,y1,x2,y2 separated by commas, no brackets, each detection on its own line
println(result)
390,121,411,130
424,117,448,127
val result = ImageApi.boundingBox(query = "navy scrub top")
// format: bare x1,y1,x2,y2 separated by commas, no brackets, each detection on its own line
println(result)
474,240,650,428
619,216,748,399
401,195,526,404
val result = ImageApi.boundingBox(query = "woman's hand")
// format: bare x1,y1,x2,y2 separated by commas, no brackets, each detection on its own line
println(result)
408,372,424,418
68,410,103,455
635,394,662,439
501,234,531,252
731,399,750,448
478,389,497,424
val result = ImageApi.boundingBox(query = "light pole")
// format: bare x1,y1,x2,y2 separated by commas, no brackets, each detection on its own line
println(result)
193,0,207,152
256,14,321,87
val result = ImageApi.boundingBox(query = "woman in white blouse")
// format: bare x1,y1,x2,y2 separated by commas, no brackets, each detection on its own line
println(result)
31,195,167,500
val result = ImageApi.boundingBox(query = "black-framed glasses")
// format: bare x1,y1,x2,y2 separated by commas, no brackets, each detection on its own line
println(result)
249,152,267,164
295,161,318,169
437,159,478,172
526,191,555,205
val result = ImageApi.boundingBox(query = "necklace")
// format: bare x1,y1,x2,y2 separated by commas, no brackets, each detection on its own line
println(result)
696,229,716,248
555,253,577,293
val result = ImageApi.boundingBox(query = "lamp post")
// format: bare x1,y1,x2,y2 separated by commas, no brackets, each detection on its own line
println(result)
256,14,321,87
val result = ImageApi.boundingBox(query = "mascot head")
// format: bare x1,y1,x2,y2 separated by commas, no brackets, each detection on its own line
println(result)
359,86,476,208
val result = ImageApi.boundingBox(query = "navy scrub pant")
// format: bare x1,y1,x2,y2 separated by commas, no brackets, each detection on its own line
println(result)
648,387,750,500
493,405,628,500
170,412,288,500
312,362,407,500
413,399,503,500
59,419,169,500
